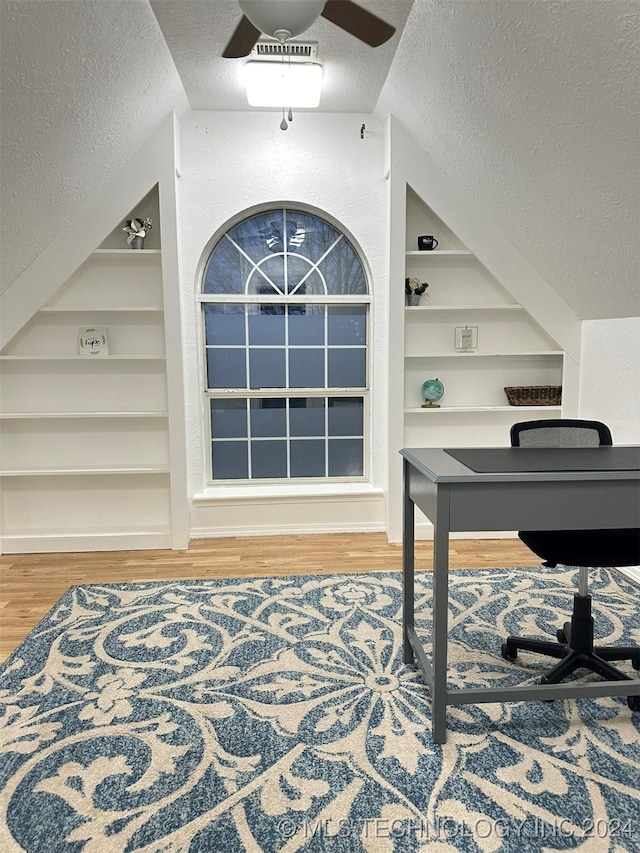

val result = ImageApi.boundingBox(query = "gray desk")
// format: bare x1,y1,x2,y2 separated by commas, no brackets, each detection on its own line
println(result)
401,447,640,744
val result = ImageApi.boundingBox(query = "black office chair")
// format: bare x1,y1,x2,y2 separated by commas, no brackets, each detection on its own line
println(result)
501,419,640,710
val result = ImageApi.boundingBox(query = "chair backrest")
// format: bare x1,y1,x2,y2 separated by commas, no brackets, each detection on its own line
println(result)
511,418,612,449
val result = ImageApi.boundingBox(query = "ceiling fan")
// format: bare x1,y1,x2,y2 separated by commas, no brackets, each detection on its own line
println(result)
223,0,396,58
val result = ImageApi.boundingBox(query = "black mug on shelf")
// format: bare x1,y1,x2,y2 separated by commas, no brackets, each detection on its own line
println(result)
417,235,438,251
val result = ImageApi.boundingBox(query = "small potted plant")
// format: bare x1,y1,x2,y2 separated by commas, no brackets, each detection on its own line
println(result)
405,277,428,306
123,217,152,249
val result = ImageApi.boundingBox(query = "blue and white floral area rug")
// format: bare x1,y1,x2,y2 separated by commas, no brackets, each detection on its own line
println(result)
1,567,639,853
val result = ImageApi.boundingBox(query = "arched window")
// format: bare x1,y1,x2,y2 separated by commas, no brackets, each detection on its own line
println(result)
200,206,370,482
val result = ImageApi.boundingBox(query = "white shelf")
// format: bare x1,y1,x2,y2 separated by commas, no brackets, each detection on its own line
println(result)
0,465,170,477
404,405,562,413
0,411,168,419
405,351,564,359
405,250,472,256
0,355,165,361
39,306,163,313
405,304,523,311
92,248,161,255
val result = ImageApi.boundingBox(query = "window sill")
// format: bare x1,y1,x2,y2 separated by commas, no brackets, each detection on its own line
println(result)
192,482,383,504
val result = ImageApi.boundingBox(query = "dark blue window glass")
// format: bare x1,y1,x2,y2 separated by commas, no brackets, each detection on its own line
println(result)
288,306,324,345
328,397,364,436
211,399,247,438
212,441,249,479
327,349,366,388
227,211,285,263
289,398,325,436
289,349,324,388
248,307,285,345
252,440,287,478
318,239,367,294
328,439,363,476
290,440,325,477
250,399,286,437
249,257,285,295
249,348,286,389
285,211,340,263
328,306,366,345
207,349,246,389
205,305,245,346
202,239,246,294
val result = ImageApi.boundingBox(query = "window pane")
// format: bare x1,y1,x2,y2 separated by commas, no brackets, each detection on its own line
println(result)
252,440,287,478
289,349,324,388
286,256,321,295
203,239,247,295
328,439,363,476
318,239,367,294
249,348,286,388
248,257,285,295
290,439,325,477
327,349,366,387
328,397,363,436
205,305,245,346
250,399,286,437
211,399,247,438
249,307,285,345
328,305,366,345
288,306,324,345
212,440,248,479
289,398,325,436
207,349,246,389
227,211,285,262
286,211,340,262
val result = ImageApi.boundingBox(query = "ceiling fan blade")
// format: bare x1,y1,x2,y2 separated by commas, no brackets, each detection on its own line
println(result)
222,15,261,58
321,0,395,47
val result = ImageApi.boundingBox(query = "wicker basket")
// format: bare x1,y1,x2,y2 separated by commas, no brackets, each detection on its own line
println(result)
504,385,562,406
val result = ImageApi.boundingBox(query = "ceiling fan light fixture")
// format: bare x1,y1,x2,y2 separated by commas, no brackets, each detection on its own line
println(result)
238,0,325,40
244,61,322,108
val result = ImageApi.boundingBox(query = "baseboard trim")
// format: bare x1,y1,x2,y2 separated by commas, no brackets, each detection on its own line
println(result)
1,531,173,554
190,521,387,539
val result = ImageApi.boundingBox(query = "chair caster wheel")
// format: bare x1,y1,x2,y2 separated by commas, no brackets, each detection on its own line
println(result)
501,643,517,662
628,695,640,712
556,628,567,644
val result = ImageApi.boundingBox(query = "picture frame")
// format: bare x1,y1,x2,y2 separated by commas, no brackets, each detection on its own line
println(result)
78,327,109,356
454,325,478,352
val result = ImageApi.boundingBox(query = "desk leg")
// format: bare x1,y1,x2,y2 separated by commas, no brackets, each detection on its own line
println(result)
402,462,415,665
431,487,450,744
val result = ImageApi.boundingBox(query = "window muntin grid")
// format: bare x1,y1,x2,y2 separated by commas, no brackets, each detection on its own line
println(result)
201,207,369,483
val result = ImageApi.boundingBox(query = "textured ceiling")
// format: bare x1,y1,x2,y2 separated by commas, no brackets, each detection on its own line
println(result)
377,0,640,321
0,0,189,291
149,0,414,112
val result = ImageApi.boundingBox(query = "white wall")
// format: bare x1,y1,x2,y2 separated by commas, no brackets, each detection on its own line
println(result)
0,0,189,292
579,318,640,443
377,0,640,321
177,111,389,536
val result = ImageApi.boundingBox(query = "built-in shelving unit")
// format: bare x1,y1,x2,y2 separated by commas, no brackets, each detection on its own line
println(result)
388,187,568,539
0,187,179,552
401,189,564,444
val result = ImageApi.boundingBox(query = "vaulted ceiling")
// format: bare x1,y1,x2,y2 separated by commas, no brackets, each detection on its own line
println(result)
1,0,638,320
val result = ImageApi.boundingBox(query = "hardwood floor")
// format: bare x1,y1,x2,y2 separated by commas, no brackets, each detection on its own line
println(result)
0,533,536,663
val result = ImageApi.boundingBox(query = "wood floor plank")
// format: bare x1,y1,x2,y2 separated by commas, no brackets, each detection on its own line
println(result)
0,534,537,662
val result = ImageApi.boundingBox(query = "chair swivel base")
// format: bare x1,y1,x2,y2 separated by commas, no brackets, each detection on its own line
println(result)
501,594,640,711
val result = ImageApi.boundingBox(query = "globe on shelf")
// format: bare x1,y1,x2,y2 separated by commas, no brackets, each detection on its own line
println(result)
421,378,444,408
